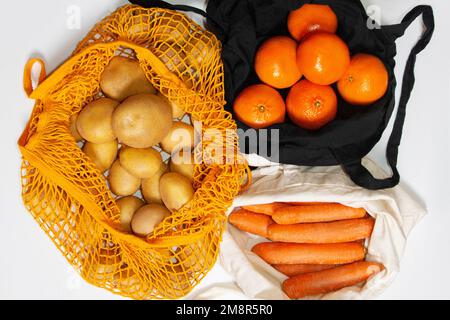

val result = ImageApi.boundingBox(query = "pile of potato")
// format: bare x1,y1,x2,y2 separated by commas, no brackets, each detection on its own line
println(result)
71,55,197,237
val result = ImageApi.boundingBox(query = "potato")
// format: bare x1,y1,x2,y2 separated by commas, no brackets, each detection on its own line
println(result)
160,172,194,211
100,56,156,101
141,162,168,204
112,93,172,148
113,267,154,296
153,42,186,74
160,121,196,154
119,147,162,179
77,98,118,143
128,13,150,36
70,113,83,142
153,42,199,89
108,160,141,196
131,204,170,237
169,266,192,294
184,35,212,90
114,268,141,290
157,92,185,119
187,32,214,66
169,150,194,181
153,14,190,45
175,242,214,273
116,195,145,233
83,140,118,173
84,246,122,282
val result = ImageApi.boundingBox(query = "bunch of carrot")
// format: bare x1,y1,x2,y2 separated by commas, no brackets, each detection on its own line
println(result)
228,202,384,299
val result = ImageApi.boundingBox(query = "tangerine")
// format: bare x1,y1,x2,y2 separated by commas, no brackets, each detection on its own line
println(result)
233,84,286,129
296,32,350,85
286,79,337,130
337,53,389,105
288,4,338,41
255,36,302,89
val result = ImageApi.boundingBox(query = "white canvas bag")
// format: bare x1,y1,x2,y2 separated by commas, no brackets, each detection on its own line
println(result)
216,159,426,300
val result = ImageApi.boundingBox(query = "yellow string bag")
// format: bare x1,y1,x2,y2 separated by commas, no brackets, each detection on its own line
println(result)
18,4,250,299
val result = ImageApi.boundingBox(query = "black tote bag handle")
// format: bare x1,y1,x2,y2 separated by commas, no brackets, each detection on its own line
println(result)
337,5,434,190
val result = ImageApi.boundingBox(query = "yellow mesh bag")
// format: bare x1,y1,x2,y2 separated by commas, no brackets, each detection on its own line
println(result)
18,5,249,299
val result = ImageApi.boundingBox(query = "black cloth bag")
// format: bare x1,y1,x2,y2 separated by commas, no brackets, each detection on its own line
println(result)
130,0,434,190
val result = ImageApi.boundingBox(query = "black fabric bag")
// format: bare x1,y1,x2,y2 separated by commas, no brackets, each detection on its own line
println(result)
130,0,434,190
206,0,434,190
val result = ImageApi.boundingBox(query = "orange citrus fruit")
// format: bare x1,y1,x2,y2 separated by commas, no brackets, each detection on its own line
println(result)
337,53,389,105
296,32,350,85
233,84,286,129
288,4,338,41
255,36,302,89
286,79,337,130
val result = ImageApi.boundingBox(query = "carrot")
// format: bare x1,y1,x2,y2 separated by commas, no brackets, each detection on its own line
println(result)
282,261,384,299
283,202,330,206
273,203,366,224
228,209,273,237
252,242,365,265
243,202,289,215
267,218,375,243
273,263,340,276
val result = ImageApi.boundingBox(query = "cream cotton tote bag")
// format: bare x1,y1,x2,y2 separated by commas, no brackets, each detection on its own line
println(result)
214,158,426,300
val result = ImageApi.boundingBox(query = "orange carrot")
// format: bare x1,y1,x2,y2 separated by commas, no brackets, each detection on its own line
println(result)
273,203,366,224
252,242,365,265
267,218,375,243
282,261,383,299
273,263,341,276
229,209,273,237
243,203,289,215
283,202,330,206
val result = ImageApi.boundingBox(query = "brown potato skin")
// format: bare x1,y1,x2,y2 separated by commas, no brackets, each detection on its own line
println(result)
119,147,162,179
83,140,118,173
76,98,118,143
169,150,194,181
70,114,83,142
116,196,145,233
108,160,141,196
100,56,156,101
160,121,196,154
160,172,194,211
157,92,185,119
131,204,170,237
153,15,190,45
112,93,172,148
141,163,168,204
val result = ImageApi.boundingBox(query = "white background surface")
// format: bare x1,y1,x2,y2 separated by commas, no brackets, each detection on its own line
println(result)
1,0,449,300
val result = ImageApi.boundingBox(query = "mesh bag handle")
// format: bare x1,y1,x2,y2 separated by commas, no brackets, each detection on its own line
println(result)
23,58,46,97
